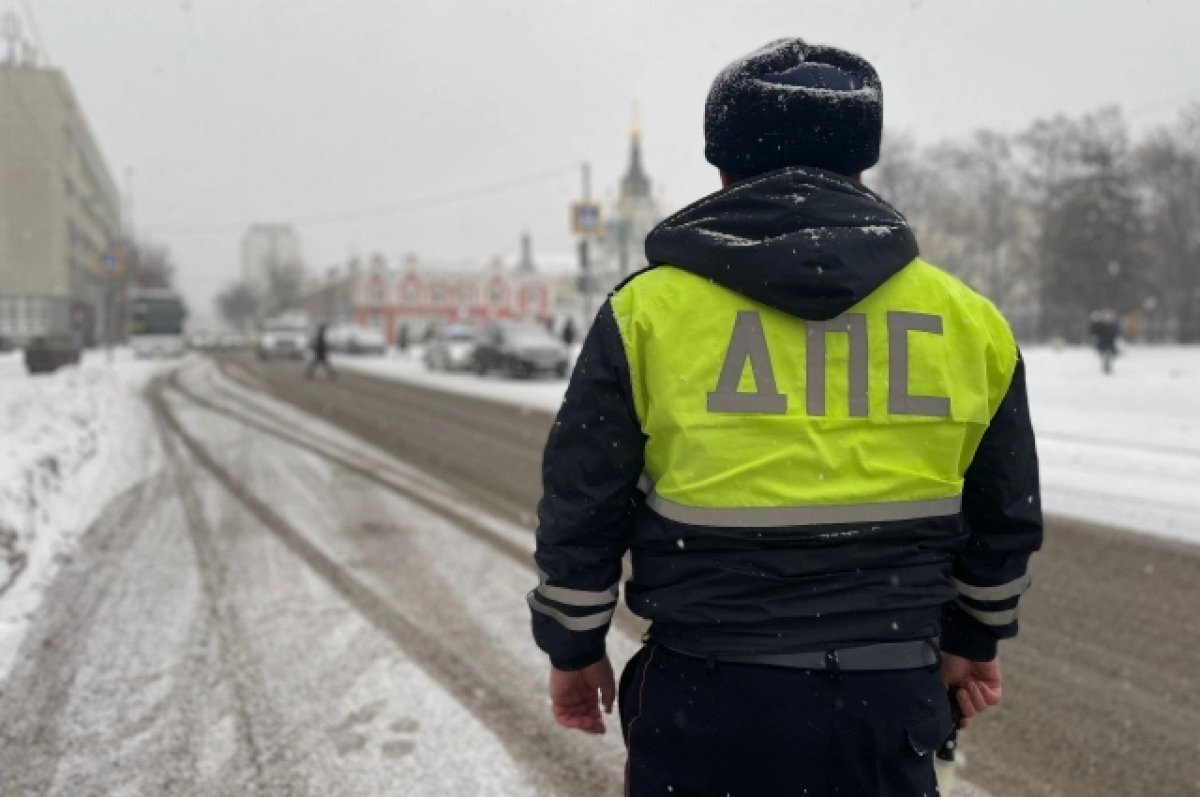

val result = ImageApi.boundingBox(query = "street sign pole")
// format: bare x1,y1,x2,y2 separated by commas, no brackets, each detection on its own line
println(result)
580,162,592,324
96,249,125,365
105,283,114,365
571,162,602,329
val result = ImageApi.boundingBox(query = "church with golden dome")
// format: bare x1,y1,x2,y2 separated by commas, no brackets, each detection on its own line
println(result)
595,115,664,291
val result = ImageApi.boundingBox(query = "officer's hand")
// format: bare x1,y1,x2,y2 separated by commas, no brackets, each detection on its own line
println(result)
549,656,616,735
939,653,1002,730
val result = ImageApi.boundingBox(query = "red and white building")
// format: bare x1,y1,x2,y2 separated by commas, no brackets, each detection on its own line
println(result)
303,253,575,344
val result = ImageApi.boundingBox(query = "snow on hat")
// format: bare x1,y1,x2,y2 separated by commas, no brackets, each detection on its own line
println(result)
705,38,883,177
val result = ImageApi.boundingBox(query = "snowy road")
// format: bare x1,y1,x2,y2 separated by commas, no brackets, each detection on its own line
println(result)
1,352,1194,796
0,358,635,796
230,352,1199,797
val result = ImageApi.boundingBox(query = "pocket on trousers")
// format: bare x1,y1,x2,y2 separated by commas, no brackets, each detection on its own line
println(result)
905,712,955,758
902,670,956,758
618,646,650,744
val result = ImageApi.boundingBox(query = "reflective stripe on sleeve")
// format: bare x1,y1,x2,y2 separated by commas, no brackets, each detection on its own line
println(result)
953,574,1031,602
645,491,962,528
527,592,615,632
536,569,619,608
956,600,1019,627
636,474,653,494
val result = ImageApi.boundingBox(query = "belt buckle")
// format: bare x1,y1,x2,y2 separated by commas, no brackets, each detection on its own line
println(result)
824,649,841,673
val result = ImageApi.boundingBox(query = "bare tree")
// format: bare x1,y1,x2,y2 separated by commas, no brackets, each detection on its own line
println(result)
870,131,960,263
1137,104,1200,341
216,281,260,331
1020,108,1142,341
263,262,305,317
124,239,176,289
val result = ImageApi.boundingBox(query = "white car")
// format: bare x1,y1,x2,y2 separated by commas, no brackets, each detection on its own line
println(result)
327,324,387,355
424,324,479,371
257,320,309,360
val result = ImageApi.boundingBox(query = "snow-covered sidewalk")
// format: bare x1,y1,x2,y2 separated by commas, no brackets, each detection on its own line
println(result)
337,345,1200,546
1023,346,1200,544
0,349,171,679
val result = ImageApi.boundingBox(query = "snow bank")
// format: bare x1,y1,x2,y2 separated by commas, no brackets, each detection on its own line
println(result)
0,349,169,679
338,345,1200,545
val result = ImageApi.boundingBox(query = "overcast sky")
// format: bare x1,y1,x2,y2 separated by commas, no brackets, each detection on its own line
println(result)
22,0,1200,324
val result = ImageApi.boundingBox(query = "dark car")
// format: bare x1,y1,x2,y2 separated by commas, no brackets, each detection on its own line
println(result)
474,321,569,378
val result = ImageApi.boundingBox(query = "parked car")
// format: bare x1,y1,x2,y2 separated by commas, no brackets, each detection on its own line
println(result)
217,331,251,350
188,330,217,350
326,323,387,355
473,321,569,378
257,314,310,360
24,335,81,374
424,324,479,371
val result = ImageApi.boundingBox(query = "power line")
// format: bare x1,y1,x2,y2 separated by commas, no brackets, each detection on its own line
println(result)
145,162,580,236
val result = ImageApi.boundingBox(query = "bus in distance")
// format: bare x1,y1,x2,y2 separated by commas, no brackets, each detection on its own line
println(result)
129,288,187,358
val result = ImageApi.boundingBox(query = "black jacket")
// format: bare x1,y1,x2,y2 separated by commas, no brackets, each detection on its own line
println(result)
529,168,1042,670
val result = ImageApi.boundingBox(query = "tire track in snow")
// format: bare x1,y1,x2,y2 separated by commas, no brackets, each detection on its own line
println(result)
166,364,645,643
150,377,623,797
161,427,308,796
0,478,162,795
220,358,543,526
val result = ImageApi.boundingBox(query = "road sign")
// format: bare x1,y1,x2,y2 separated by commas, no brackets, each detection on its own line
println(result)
571,202,602,237
96,248,125,279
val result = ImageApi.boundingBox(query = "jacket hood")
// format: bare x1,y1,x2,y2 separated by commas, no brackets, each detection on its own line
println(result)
644,167,918,321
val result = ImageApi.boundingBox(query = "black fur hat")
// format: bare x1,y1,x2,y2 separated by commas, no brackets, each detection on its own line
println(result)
704,39,883,178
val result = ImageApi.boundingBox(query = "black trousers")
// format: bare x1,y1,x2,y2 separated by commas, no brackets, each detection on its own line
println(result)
306,355,336,380
619,645,954,797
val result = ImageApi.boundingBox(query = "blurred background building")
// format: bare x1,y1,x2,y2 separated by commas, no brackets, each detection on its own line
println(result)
0,58,121,345
590,123,663,298
240,223,302,289
301,240,576,345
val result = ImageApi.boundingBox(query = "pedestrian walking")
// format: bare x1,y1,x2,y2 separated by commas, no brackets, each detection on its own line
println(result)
561,317,578,349
1089,309,1120,374
306,323,337,380
528,38,1043,796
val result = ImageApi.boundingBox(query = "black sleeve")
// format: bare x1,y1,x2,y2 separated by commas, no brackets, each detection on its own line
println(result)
528,301,646,670
941,352,1044,661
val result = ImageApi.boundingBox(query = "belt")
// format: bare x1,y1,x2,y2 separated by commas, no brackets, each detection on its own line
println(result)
668,639,939,672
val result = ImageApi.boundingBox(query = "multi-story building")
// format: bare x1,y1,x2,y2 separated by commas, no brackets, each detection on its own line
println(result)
240,223,302,288
0,62,121,345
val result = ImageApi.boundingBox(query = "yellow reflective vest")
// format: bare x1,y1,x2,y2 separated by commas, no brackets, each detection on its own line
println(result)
610,258,1018,527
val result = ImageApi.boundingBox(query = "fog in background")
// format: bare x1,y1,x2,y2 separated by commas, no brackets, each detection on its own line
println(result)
26,0,1200,325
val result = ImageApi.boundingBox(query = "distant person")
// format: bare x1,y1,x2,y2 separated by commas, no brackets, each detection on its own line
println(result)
528,38,1042,796
397,325,410,354
1089,310,1120,374
306,323,337,380
560,317,578,349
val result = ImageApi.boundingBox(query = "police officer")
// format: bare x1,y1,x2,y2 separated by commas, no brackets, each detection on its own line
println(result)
529,38,1042,796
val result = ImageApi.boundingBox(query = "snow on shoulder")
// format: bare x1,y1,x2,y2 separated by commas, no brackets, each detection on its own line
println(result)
0,349,170,681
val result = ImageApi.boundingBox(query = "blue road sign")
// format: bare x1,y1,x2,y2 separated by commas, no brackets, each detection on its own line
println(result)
96,249,124,278
572,202,602,236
